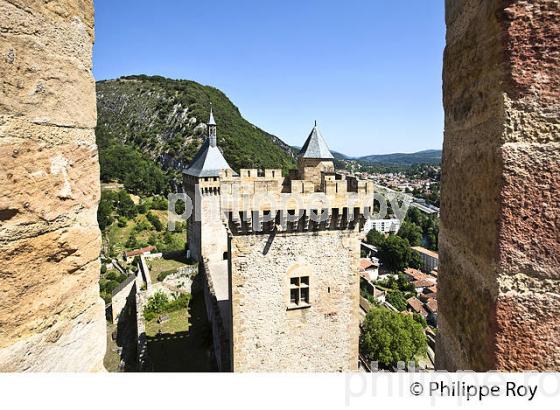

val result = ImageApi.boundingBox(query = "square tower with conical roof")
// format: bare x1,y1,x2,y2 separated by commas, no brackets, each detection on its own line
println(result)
297,121,336,190
183,113,374,372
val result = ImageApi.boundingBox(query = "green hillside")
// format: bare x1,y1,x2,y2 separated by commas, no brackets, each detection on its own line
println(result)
96,75,295,194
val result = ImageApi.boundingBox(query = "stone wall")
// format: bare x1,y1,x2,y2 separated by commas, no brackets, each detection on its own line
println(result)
229,230,360,372
111,275,136,323
201,259,231,371
0,0,105,371
185,178,229,263
437,0,560,370
298,158,335,191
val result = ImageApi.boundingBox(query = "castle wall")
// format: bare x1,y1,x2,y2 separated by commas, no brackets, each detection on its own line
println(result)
437,0,560,370
184,176,229,263
200,192,229,263
185,182,202,261
0,0,105,371
229,230,360,372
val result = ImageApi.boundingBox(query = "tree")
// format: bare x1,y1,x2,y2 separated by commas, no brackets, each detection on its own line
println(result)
366,229,386,247
386,290,407,311
99,143,169,196
397,221,422,246
360,308,427,367
406,207,424,227
398,274,415,292
97,195,114,231
146,211,163,231
125,234,138,249
409,251,423,270
377,235,413,273
116,190,137,218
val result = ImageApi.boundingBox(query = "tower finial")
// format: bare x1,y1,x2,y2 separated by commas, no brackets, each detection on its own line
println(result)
314,120,317,127
208,103,216,126
208,104,217,147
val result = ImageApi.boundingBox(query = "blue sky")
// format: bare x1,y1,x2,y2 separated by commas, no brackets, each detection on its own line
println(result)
93,0,445,156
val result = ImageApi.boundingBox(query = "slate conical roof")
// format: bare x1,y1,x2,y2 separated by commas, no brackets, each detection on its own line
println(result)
298,123,334,160
183,139,233,177
183,108,233,178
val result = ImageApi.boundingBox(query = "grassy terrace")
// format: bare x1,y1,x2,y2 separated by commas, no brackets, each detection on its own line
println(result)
145,308,190,337
147,254,192,283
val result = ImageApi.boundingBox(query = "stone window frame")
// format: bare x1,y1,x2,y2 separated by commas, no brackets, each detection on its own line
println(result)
288,275,311,310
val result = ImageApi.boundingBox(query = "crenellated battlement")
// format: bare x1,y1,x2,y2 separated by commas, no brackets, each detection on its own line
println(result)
217,168,374,235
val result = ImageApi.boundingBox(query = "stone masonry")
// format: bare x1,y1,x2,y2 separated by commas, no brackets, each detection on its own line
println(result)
0,0,106,371
221,165,373,371
437,0,560,370
229,230,360,371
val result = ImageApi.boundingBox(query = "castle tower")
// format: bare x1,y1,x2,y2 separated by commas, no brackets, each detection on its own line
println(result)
183,107,233,263
217,127,374,372
297,122,335,190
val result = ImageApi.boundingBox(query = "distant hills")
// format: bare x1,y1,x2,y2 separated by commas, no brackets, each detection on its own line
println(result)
355,149,442,165
295,147,442,166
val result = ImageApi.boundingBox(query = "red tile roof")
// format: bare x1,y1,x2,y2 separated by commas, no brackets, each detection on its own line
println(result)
407,297,429,318
359,258,377,271
404,268,433,282
124,245,156,258
419,292,437,302
426,299,438,314
413,278,437,288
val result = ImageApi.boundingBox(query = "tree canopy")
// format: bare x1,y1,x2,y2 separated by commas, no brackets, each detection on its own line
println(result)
366,229,386,247
99,143,168,196
397,221,422,246
360,308,427,367
386,290,407,311
377,235,414,273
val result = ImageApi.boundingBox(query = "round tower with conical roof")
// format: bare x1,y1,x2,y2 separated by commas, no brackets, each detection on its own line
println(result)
182,107,234,262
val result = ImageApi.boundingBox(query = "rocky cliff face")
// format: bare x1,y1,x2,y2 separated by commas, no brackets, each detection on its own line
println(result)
96,76,296,174
0,0,106,371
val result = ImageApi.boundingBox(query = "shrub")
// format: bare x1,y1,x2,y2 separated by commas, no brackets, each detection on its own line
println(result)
146,211,163,231
143,291,170,321
143,291,191,321
413,313,428,328
386,291,407,311
117,216,128,228
151,196,168,210
137,202,149,214
125,234,138,249
157,269,176,282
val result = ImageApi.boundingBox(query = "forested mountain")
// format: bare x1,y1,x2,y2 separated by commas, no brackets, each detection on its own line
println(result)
293,146,442,166
96,75,295,194
357,149,441,166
